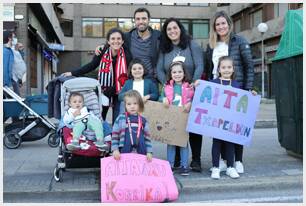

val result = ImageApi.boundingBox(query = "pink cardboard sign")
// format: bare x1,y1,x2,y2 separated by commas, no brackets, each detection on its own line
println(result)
101,153,179,203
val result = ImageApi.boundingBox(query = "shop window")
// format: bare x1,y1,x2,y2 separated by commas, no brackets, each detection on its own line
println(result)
82,17,103,37
149,19,161,31
192,20,209,39
104,18,118,36
118,18,133,32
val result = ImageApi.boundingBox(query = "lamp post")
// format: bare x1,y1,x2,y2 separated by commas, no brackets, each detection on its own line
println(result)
257,22,268,98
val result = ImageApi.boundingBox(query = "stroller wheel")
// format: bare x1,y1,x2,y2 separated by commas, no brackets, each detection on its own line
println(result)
54,166,63,182
48,132,59,148
4,128,22,149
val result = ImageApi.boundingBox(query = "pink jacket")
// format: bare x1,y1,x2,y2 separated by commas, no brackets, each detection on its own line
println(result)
164,80,194,105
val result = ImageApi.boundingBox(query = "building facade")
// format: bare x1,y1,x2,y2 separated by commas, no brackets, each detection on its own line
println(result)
4,3,303,97
3,3,64,96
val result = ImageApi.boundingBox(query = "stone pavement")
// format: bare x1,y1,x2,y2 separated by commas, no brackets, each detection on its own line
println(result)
3,102,303,202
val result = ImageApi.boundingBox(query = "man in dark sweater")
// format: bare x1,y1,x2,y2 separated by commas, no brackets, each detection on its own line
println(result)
124,7,161,81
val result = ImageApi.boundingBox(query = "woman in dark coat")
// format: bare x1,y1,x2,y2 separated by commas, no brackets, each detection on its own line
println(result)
204,10,254,174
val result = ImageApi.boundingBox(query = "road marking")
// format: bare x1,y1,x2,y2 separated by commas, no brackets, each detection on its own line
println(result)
190,195,303,203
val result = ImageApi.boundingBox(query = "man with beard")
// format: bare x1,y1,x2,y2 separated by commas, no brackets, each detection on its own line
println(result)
96,8,161,82
124,7,161,81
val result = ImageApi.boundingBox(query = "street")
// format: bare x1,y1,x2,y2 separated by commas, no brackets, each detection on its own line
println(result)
3,127,303,203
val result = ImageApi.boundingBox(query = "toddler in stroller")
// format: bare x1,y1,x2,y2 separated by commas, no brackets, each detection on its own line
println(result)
63,92,109,151
54,77,111,182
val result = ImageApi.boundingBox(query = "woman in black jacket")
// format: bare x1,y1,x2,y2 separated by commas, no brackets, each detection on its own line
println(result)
63,28,132,124
204,10,254,174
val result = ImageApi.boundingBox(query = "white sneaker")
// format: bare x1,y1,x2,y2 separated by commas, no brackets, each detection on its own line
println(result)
209,159,227,172
226,167,240,179
219,159,227,172
235,161,244,174
211,167,220,179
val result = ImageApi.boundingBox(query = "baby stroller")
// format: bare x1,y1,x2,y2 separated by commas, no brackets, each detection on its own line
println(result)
3,86,57,149
53,77,112,182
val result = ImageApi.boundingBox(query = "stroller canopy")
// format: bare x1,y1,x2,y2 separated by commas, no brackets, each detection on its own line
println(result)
63,77,100,91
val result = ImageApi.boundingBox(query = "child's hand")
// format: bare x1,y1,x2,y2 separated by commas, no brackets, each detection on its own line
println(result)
251,90,257,96
143,95,150,103
113,150,121,160
193,80,201,87
163,98,170,108
95,45,103,56
183,102,192,113
146,153,153,162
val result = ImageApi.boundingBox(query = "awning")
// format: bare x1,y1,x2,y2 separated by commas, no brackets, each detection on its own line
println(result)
28,23,50,49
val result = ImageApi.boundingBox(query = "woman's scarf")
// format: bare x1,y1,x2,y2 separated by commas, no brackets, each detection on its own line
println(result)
98,47,128,93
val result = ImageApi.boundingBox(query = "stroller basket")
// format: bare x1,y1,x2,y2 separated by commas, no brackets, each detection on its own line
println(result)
4,94,48,118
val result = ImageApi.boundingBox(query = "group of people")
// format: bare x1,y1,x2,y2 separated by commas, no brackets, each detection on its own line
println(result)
62,8,256,179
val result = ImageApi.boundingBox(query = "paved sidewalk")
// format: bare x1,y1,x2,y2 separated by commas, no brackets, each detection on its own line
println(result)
4,102,302,203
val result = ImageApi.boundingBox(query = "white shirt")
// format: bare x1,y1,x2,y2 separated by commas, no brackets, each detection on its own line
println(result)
212,42,229,79
63,107,90,126
132,79,144,97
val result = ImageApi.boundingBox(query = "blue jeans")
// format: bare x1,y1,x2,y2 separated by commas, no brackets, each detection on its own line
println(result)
167,144,189,168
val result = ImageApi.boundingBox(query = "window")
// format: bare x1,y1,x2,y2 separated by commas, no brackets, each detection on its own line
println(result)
189,3,209,6
251,9,262,27
104,18,118,36
118,18,133,32
149,19,161,31
234,19,241,33
82,18,103,37
180,20,190,34
192,20,209,39
274,3,289,17
60,19,73,37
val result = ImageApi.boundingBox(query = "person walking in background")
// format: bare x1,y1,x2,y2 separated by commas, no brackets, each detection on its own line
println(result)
112,90,153,162
96,7,161,82
159,61,195,176
62,28,132,124
204,10,255,174
3,31,14,92
118,58,159,108
157,17,204,172
3,31,26,96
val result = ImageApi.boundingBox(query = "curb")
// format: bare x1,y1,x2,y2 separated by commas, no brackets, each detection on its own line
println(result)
178,175,302,193
4,174,302,203
255,120,277,128
260,98,275,104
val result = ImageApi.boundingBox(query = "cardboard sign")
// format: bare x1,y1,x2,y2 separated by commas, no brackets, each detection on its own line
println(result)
186,80,261,146
101,153,179,203
142,100,189,147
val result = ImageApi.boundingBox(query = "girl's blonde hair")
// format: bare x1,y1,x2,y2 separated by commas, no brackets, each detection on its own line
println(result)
166,61,191,84
123,90,144,113
209,10,233,49
217,56,235,80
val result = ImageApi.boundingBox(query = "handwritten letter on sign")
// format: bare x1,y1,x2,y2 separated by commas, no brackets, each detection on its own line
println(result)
187,80,261,146
101,153,179,203
142,100,189,147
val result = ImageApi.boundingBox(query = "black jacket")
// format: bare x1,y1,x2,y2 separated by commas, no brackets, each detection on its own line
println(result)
71,46,132,77
205,34,254,90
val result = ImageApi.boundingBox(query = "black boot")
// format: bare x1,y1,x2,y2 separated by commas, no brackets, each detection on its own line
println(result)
190,159,202,172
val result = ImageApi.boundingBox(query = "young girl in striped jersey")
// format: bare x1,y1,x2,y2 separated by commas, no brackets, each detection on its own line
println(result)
111,90,153,161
